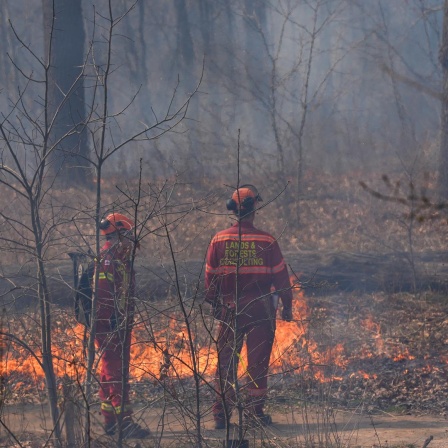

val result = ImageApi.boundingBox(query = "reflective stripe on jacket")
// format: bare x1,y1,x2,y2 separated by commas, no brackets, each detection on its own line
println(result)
95,240,135,321
205,221,293,310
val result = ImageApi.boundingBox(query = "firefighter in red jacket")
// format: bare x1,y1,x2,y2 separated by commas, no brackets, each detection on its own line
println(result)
95,212,150,439
205,185,293,429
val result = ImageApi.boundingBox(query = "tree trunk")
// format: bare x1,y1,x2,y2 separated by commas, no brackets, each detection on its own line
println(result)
175,0,204,179
42,0,90,187
439,0,448,200
37,254,62,446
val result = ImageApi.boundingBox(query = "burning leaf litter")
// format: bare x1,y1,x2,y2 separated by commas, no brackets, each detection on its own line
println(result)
2,289,448,414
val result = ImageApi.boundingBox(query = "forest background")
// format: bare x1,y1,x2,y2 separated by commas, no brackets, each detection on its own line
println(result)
0,1,448,447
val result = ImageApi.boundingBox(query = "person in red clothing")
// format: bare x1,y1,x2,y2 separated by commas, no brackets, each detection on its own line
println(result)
205,184,293,429
95,212,150,439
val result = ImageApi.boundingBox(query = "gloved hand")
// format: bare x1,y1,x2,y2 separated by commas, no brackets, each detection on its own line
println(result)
281,306,293,322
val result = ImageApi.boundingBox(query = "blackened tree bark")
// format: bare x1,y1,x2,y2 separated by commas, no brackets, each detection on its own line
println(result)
439,0,448,200
42,0,90,187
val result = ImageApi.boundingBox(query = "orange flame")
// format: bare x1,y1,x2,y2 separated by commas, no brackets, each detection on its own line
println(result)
3,285,426,391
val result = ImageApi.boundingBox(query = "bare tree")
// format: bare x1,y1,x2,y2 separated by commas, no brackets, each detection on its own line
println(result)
439,0,448,199
234,0,349,225
63,2,200,444
42,0,90,186
0,1,199,446
0,45,65,448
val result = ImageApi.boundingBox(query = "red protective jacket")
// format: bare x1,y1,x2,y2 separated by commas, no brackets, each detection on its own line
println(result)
205,220,292,311
95,240,136,425
96,240,135,322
